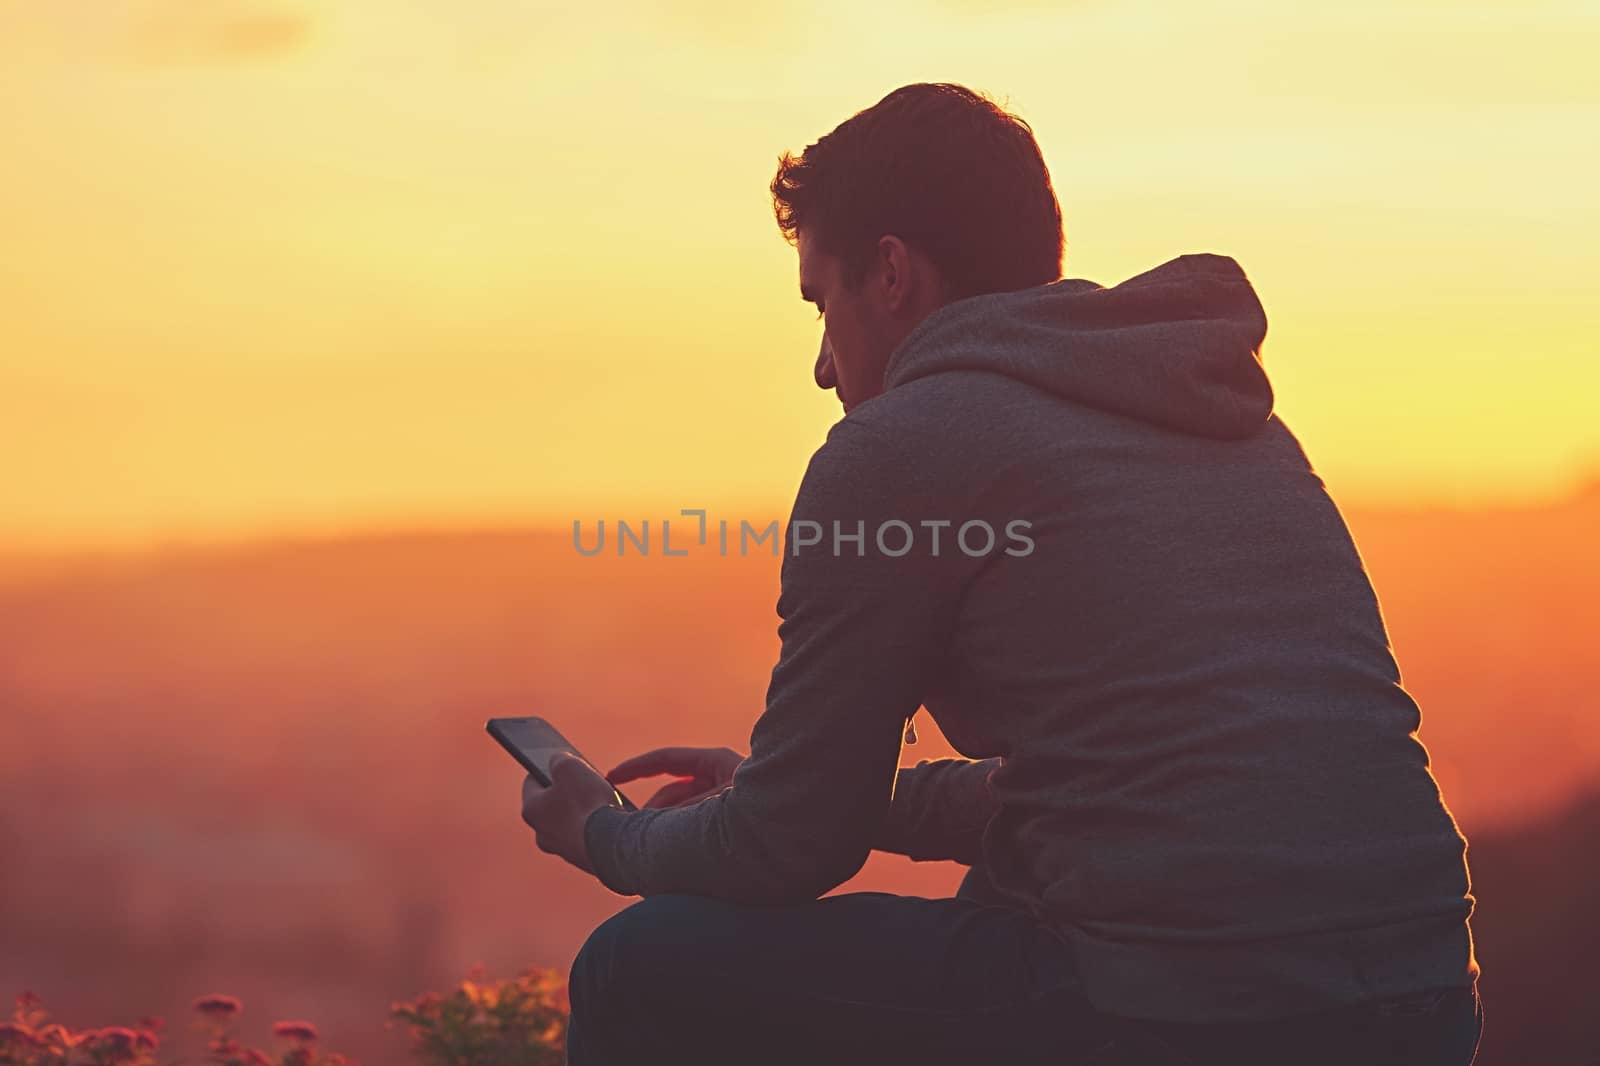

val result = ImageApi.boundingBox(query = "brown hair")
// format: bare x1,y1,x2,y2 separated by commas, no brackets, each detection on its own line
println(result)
771,82,1064,301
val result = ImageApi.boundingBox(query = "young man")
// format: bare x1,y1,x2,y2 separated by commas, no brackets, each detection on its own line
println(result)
520,82,1483,1065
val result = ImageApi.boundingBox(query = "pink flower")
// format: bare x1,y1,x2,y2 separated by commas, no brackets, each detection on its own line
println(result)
244,1049,274,1066
137,1015,166,1035
272,1020,319,1043
193,994,243,1018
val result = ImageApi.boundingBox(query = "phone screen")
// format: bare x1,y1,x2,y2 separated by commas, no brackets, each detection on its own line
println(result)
493,717,574,783
487,716,637,811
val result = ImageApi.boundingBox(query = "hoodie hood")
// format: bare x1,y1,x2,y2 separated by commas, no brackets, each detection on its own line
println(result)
881,253,1273,440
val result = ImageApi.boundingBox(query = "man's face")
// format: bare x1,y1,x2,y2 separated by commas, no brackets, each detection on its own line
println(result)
797,228,893,415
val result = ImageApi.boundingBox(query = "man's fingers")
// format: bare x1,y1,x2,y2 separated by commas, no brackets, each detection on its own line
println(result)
645,779,716,809
521,774,545,829
548,752,604,789
607,747,714,784
518,761,607,876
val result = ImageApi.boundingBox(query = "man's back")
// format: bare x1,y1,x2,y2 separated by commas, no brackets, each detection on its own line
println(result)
856,252,1478,1022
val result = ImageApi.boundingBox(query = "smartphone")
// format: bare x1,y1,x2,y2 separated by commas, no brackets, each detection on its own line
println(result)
486,715,638,811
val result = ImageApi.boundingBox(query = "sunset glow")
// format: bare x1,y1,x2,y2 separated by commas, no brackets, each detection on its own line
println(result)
3,1,1596,548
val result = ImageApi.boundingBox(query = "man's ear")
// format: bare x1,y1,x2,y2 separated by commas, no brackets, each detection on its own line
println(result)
878,234,916,314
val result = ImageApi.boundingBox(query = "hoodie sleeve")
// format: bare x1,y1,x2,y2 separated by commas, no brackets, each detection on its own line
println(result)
876,757,1001,865
583,416,965,904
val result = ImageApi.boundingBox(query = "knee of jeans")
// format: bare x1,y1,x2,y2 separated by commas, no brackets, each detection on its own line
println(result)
569,895,705,1014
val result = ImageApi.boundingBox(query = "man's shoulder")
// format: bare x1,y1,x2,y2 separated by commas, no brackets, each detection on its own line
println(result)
801,373,1054,517
864,366,1040,414
835,370,1042,455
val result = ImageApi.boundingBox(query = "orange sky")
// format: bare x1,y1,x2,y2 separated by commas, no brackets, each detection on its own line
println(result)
2,1,1597,549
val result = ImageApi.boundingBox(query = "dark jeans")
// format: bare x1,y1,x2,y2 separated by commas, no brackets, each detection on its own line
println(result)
566,867,1483,1066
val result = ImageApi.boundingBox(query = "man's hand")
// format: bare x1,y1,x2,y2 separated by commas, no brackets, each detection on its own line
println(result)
520,754,623,875
607,746,746,809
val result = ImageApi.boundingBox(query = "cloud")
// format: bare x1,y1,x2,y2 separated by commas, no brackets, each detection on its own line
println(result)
128,2,311,65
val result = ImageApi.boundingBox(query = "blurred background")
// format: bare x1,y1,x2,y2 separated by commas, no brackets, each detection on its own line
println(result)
1,1,1596,1063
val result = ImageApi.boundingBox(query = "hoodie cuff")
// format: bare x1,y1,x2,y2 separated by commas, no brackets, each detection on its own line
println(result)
583,804,639,897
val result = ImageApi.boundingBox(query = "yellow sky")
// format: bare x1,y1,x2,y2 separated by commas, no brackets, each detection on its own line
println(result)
2,0,1597,549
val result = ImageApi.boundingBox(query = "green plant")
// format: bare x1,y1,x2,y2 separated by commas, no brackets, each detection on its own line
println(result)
389,966,567,1066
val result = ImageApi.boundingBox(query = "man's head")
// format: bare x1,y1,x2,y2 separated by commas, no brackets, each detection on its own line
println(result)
772,82,1064,413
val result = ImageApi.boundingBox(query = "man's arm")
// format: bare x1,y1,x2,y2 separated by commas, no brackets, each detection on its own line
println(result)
877,756,1001,865
582,416,966,904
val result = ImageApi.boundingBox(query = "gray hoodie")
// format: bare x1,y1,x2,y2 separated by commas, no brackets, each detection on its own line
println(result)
584,252,1479,1023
